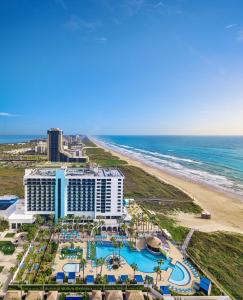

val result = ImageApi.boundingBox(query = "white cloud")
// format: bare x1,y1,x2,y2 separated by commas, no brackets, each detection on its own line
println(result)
237,30,243,41
95,37,108,43
225,24,237,29
0,112,17,117
154,1,165,8
124,0,144,17
64,16,99,32
54,0,67,10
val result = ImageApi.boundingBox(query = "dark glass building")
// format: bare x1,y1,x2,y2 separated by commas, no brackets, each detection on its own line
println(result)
47,128,88,163
47,128,63,162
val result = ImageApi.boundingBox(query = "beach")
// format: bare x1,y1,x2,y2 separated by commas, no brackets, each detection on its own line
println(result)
94,140,243,234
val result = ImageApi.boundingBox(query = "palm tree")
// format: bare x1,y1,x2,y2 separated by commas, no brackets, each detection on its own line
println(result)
130,263,138,279
117,241,123,261
80,258,87,281
121,223,127,236
97,257,105,276
128,227,134,242
110,237,117,258
158,259,164,280
154,266,161,287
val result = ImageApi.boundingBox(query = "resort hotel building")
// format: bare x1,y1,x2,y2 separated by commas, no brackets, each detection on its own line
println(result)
0,166,125,229
24,167,125,223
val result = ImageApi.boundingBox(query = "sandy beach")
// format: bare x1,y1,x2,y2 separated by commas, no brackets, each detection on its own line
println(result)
94,140,243,234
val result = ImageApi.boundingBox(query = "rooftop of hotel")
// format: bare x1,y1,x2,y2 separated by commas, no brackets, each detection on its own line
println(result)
25,167,124,178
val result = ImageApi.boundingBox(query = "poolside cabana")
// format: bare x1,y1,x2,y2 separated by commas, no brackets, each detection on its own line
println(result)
4,291,22,300
200,277,212,295
26,291,44,300
125,290,144,300
134,275,144,285
47,291,58,300
66,297,83,300
56,272,65,283
86,275,95,285
107,275,116,285
91,290,102,300
105,290,123,300
68,272,76,283
120,275,129,284
146,236,162,253
160,286,171,295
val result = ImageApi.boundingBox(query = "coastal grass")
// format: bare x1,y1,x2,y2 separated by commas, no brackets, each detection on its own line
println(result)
81,136,97,147
121,165,202,213
188,231,243,300
141,204,189,242
0,167,24,197
86,146,202,214
85,147,128,167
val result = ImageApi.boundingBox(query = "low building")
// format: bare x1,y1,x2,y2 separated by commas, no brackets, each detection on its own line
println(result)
0,196,35,230
25,291,44,300
35,141,47,154
4,291,22,300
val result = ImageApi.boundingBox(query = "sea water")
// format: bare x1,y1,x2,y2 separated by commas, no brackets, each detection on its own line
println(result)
95,135,243,198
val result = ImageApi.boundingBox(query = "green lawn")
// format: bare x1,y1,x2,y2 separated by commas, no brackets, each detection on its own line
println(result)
0,241,16,255
4,232,15,238
0,266,4,273
188,231,243,300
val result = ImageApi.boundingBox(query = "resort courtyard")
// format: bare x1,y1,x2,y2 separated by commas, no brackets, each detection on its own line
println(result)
11,203,207,297
51,225,200,295
52,233,199,294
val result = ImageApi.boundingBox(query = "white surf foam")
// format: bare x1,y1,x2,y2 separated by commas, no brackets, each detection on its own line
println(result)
95,138,243,198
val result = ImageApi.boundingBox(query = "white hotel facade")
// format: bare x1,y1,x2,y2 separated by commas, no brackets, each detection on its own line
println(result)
24,167,124,222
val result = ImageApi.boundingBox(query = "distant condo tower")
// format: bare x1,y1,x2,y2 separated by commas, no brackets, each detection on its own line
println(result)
47,128,88,163
47,128,63,162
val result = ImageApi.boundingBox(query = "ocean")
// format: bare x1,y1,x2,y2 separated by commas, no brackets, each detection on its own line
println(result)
0,135,45,144
95,135,243,199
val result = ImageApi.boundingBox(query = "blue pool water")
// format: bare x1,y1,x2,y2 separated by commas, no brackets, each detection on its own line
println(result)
0,197,18,210
169,262,191,286
96,243,172,273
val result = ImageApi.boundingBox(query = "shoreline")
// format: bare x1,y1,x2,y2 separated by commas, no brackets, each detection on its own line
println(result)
93,139,243,234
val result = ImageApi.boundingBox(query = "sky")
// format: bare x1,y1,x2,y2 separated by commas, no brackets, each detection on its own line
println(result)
0,0,243,135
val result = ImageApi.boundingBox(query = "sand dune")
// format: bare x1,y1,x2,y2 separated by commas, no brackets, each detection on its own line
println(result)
95,140,243,234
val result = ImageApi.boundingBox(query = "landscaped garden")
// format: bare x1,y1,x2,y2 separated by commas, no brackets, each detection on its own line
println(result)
0,241,16,255
4,232,15,238
15,228,57,284
60,246,83,260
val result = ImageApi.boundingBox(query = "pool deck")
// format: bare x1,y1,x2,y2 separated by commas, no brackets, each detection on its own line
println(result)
52,239,199,290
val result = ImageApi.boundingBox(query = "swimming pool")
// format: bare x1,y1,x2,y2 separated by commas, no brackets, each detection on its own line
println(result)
95,243,172,273
63,263,80,273
169,262,191,286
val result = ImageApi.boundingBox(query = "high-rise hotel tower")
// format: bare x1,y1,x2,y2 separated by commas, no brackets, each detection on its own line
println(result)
47,128,88,163
47,128,63,162
24,167,124,222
